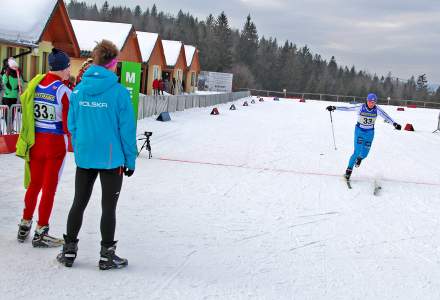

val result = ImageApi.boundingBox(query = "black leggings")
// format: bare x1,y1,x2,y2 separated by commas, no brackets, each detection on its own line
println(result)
66,167,123,246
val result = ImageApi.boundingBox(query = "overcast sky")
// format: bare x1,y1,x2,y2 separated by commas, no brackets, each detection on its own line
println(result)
85,0,440,84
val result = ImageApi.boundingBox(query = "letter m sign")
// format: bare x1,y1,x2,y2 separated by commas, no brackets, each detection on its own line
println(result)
126,72,136,84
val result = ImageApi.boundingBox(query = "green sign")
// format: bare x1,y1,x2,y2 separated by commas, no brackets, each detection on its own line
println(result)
120,61,141,124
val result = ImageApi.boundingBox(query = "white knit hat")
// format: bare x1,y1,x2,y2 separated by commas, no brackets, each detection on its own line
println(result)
7,58,18,70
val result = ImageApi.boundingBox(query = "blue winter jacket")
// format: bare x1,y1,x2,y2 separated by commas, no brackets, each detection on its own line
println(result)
68,65,137,170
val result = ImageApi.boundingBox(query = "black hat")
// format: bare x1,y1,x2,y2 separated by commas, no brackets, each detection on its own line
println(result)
48,48,70,71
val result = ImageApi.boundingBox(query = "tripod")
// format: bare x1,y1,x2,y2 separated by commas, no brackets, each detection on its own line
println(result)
138,135,152,158
433,112,440,133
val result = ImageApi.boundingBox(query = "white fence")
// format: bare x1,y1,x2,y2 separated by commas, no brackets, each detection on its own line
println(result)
243,88,440,109
137,91,251,119
0,92,251,134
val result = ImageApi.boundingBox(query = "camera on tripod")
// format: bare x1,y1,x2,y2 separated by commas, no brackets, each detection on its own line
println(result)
138,131,153,159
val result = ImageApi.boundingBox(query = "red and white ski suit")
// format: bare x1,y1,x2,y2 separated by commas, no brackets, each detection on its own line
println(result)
22,73,71,226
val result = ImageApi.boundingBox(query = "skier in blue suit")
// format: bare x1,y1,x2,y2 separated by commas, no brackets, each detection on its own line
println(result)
326,93,401,180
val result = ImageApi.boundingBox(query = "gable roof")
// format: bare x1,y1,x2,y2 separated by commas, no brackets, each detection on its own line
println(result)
162,40,184,67
184,45,196,68
0,0,58,47
136,31,159,62
71,20,133,55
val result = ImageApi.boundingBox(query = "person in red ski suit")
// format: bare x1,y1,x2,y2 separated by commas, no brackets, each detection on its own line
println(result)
16,48,72,248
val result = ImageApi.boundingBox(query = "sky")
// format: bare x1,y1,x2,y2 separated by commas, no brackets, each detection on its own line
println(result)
84,0,440,85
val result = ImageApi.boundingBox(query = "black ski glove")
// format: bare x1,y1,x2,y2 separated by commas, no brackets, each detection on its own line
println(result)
326,106,336,112
123,167,134,177
393,123,401,130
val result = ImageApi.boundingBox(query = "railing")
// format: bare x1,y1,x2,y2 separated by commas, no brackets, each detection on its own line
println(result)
241,88,440,109
137,91,251,119
0,92,251,134
0,104,22,135
0,105,8,135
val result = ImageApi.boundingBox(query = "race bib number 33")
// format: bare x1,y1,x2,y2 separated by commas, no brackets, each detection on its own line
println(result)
34,103,56,121
358,115,376,125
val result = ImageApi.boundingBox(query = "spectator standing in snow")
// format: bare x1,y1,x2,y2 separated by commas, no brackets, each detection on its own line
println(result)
57,40,136,270
158,78,164,95
2,58,24,108
152,78,159,95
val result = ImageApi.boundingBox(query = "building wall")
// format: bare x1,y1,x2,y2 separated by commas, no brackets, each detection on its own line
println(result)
0,41,54,87
40,1,79,58
119,31,142,63
185,50,201,93
167,48,187,94
144,39,165,95
71,57,86,78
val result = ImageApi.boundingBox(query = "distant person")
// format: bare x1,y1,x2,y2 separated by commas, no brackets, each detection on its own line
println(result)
2,58,24,108
164,78,170,94
326,93,401,182
158,78,164,95
57,40,136,270
64,75,76,90
16,48,72,247
172,77,176,95
75,58,93,85
152,78,159,96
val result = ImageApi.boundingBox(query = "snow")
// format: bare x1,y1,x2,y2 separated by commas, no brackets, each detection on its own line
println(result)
71,20,132,53
136,31,159,63
0,0,57,46
1,97,440,299
184,45,196,67
162,40,183,67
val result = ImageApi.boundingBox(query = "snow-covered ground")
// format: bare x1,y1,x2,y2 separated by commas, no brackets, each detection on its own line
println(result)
1,97,440,299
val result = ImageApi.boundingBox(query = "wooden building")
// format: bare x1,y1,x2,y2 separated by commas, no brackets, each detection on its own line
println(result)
162,40,187,95
184,45,201,93
70,20,142,78
136,32,166,95
0,0,80,82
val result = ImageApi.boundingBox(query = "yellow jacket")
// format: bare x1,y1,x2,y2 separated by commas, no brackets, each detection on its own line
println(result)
15,74,45,188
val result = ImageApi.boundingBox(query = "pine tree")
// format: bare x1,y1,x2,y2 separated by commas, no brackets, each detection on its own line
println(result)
134,5,142,17
66,1,427,98
416,74,429,100
213,12,233,72
151,4,158,17
100,1,109,21
435,87,440,101
237,15,258,70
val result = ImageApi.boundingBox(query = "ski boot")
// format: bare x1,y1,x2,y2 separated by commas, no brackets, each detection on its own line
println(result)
56,235,79,267
344,168,352,180
355,157,362,168
17,219,33,242
32,226,64,248
98,241,128,270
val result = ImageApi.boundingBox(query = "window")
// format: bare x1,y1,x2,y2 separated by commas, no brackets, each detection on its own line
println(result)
19,49,27,80
30,56,39,79
177,69,182,81
6,47,14,58
153,65,160,79
42,52,48,73
191,72,196,86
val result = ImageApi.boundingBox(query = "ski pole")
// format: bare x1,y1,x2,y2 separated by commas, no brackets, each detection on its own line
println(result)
329,111,337,150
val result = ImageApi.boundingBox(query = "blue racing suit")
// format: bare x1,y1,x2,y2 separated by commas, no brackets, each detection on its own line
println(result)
335,103,396,169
